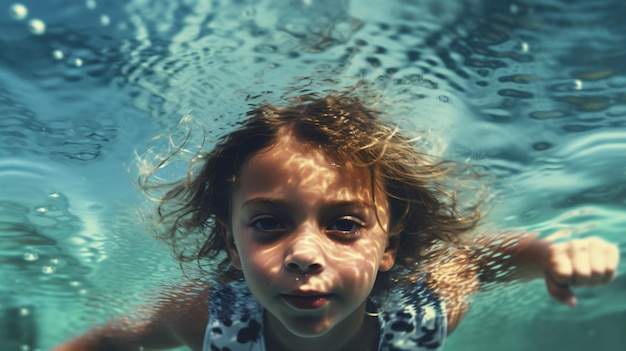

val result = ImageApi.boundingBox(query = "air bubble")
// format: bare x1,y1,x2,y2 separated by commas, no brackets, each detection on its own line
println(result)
23,253,39,261
573,79,583,90
52,50,64,60
74,58,83,67
35,207,48,213
10,4,28,20
100,14,110,26
42,265,55,274
521,42,529,53
86,0,97,10
28,19,46,35
19,307,30,317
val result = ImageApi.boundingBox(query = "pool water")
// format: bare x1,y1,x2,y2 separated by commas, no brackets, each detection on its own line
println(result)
1,0,625,350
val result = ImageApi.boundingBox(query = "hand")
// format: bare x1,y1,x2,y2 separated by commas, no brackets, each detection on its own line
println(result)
541,236,619,307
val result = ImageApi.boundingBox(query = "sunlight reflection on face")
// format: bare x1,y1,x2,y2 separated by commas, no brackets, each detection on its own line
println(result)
228,133,394,339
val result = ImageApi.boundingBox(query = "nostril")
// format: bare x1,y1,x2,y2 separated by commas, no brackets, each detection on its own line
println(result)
308,263,322,272
286,261,323,273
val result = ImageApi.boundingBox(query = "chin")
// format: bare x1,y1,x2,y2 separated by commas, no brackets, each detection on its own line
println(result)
280,315,335,338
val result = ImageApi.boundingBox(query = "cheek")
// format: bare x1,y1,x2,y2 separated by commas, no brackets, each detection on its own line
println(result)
330,240,386,283
231,222,285,277
237,241,284,276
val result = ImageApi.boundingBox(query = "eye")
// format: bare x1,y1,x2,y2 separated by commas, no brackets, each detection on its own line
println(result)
251,216,285,232
327,217,364,237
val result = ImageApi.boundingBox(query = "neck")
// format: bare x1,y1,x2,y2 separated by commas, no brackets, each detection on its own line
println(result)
264,306,380,351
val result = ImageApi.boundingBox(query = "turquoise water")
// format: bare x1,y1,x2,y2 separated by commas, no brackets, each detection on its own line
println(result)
1,0,625,350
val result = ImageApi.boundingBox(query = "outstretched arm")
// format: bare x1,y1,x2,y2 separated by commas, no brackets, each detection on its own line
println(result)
432,231,620,335
493,232,619,307
52,281,209,351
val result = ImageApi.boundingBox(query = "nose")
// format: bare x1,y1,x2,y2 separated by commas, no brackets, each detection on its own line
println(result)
284,228,325,274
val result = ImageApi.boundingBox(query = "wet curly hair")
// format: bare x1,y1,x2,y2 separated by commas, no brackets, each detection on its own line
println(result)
139,93,484,289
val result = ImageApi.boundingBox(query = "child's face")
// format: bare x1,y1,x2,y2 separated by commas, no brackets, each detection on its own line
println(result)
226,134,397,340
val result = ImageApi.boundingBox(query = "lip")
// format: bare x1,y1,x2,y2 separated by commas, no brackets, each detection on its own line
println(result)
281,291,333,310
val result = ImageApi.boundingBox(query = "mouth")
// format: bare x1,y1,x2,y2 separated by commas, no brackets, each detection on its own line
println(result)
280,292,334,310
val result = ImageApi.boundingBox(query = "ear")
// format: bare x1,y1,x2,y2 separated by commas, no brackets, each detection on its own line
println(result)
224,231,242,270
380,235,400,272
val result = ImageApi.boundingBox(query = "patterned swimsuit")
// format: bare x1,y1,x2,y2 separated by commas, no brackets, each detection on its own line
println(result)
203,279,446,351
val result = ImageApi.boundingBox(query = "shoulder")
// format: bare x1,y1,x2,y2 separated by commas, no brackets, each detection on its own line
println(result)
418,251,480,336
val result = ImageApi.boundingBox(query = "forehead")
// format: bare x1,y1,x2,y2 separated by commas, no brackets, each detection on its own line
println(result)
235,135,376,203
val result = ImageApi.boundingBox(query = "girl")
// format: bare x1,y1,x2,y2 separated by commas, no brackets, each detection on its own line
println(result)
55,94,619,351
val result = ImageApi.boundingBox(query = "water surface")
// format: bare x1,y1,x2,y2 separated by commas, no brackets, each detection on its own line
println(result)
1,0,625,350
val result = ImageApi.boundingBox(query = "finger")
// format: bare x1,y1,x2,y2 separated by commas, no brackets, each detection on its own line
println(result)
571,240,592,287
549,244,574,286
601,244,620,284
545,276,577,308
588,238,609,286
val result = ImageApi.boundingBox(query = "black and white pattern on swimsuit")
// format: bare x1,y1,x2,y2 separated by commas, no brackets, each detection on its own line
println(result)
205,282,265,351
378,279,447,350
203,278,446,351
